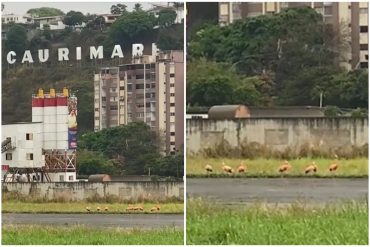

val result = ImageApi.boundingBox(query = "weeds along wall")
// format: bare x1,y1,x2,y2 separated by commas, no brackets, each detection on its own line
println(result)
186,118,368,158
2,182,184,202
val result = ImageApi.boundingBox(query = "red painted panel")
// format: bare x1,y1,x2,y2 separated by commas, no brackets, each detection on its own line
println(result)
32,98,44,107
57,96,68,106
44,98,57,107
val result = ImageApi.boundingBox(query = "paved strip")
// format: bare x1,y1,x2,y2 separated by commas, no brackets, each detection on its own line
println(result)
2,213,184,229
187,178,368,204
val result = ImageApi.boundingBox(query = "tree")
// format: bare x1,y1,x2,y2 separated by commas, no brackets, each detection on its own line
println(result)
156,23,183,50
157,9,177,27
63,11,85,28
27,7,64,17
77,150,118,176
5,24,27,55
188,7,349,107
134,3,143,12
146,153,184,178
79,123,161,175
187,59,261,106
107,10,156,44
85,15,105,31
110,4,127,15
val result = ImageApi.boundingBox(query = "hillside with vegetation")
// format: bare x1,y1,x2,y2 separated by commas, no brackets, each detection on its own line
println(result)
1,3,184,177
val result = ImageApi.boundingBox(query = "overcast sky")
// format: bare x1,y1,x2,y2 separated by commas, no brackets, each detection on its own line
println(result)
2,2,171,15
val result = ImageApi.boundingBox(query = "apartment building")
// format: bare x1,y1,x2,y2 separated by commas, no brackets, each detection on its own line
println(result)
94,51,184,154
218,2,368,70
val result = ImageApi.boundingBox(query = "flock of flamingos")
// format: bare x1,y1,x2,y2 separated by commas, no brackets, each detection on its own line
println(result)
205,159,339,174
85,204,161,212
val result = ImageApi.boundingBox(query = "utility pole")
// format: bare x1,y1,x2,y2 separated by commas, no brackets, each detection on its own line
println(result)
319,91,323,108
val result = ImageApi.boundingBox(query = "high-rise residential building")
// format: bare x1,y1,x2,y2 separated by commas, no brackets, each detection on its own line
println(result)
94,51,184,154
218,2,368,70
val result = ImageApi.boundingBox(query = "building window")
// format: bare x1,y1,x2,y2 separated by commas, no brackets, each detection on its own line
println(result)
127,75,132,79
170,73,175,77
102,97,106,101
360,8,368,14
110,105,118,110
136,84,144,89
95,108,99,111
170,83,175,87
360,62,368,68
170,142,175,145
324,6,333,15
69,175,74,181
136,74,144,79
170,103,175,107
170,112,175,116
26,133,33,140
360,44,368,50
170,132,175,136
6,153,12,160
365,55,369,61
360,26,368,33
26,153,33,160
119,86,125,90
170,93,175,96
59,175,65,182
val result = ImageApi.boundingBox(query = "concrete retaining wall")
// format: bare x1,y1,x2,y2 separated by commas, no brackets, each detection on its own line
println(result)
187,118,368,154
2,181,184,201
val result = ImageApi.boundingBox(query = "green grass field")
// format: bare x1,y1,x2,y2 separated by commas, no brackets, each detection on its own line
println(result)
187,157,368,177
2,202,183,214
2,225,183,245
186,199,368,245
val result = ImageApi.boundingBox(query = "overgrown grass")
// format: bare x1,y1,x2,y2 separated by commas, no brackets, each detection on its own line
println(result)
187,157,368,177
2,225,183,245
198,140,368,159
186,198,368,245
2,202,183,214
1,191,183,204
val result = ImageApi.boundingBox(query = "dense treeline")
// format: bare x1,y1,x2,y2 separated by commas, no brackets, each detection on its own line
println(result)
78,122,184,177
187,7,368,111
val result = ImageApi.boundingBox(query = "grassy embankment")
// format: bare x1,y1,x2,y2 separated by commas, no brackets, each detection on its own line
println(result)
187,157,368,178
2,225,183,245
2,201,183,214
186,198,368,245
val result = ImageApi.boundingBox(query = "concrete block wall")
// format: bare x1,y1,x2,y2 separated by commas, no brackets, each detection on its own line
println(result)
2,181,184,201
186,118,368,154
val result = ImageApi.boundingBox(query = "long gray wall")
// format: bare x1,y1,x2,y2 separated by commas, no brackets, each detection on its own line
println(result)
187,118,368,154
2,181,184,201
